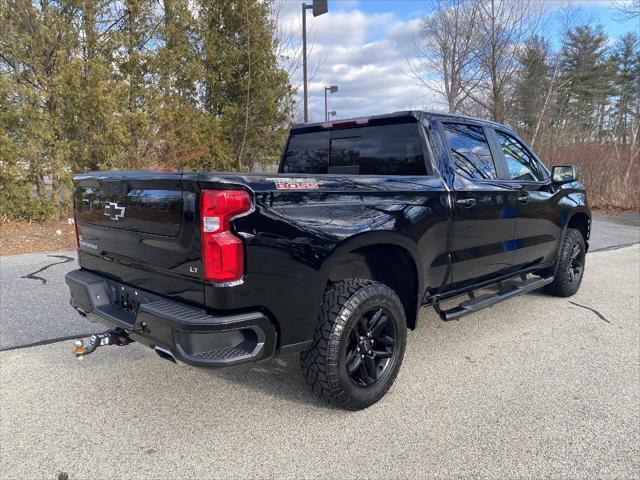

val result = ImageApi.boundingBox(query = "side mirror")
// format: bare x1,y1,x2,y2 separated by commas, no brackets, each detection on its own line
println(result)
552,165,577,184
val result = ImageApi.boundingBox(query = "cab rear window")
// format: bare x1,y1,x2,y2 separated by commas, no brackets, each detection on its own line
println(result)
281,121,428,175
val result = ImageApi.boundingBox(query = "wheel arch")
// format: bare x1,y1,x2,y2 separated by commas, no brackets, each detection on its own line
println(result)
320,232,423,330
566,211,591,251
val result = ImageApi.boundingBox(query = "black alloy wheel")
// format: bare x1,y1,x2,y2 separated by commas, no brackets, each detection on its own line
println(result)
567,243,584,284
345,308,397,388
544,227,586,297
300,278,407,410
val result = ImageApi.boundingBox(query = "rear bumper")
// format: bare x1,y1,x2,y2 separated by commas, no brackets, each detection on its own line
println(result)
65,269,277,367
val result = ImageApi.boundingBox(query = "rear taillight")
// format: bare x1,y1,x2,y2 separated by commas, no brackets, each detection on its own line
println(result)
200,189,252,284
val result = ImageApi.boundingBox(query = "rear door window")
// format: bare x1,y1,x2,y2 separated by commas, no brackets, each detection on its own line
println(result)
281,121,427,175
442,123,498,180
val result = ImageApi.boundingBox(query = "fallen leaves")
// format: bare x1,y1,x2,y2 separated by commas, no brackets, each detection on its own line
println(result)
0,219,77,255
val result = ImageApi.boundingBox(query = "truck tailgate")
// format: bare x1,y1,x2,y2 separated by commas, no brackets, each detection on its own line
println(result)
73,172,203,305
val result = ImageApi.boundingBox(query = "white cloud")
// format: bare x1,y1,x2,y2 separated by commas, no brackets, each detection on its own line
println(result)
276,5,441,122
275,0,635,123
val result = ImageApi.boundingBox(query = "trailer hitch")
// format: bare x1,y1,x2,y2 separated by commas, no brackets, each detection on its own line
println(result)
73,329,133,359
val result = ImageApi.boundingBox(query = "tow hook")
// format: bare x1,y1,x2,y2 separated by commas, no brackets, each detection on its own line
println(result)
73,329,133,359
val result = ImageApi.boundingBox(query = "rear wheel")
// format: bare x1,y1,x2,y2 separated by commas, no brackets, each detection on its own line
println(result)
300,279,407,410
544,228,586,297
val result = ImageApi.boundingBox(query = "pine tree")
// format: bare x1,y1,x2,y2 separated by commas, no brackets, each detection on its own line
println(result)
199,0,292,171
558,25,616,142
226,0,292,170
0,0,79,218
113,0,157,167
512,36,550,141
1,0,295,219
610,32,639,145
71,0,127,171
154,0,209,170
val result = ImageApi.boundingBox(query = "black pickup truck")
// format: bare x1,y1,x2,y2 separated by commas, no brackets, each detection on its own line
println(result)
66,111,590,410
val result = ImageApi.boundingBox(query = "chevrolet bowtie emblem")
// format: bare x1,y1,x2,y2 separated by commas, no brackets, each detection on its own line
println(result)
104,202,126,221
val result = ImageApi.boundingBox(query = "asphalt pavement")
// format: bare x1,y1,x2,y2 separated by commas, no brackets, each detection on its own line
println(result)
0,251,97,350
588,212,640,252
0,213,639,479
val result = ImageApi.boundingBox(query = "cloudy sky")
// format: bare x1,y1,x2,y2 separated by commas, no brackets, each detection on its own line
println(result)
276,0,639,123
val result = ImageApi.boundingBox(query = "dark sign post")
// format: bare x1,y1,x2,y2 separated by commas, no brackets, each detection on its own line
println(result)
302,0,329,123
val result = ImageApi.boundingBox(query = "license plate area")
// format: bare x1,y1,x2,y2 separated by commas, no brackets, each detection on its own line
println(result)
108,283,141,316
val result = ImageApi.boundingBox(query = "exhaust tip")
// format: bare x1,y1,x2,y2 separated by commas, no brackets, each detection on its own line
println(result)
154,346,177,364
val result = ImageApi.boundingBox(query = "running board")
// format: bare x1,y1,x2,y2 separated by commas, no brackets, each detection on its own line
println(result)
435,276,554,321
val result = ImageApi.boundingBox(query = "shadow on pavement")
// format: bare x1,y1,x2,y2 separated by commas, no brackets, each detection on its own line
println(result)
205,353,334,409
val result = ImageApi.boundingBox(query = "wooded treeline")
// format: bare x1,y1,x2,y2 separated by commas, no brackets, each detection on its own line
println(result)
0,0,293,219
413,0,639,209
1,0,638,221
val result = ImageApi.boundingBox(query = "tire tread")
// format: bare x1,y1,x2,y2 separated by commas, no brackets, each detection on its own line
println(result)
300,279,405,410
544,228,585,297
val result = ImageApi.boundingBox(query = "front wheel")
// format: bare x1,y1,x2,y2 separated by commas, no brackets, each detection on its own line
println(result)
300,279,407,410
544,228,586,297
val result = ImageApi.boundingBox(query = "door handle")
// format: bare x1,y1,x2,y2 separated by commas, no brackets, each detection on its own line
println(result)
456,198,477,208
517,194,529,203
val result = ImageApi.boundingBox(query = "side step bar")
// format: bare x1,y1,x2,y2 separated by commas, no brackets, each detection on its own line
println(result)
435,275,554,321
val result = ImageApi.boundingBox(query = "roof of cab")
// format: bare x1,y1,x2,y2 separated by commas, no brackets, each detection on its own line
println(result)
291,110,510,133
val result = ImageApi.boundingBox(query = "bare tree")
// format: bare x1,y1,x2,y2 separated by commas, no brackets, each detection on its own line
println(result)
270,0,325,122
462,0,544,123
271,0,303,85
610,0,640,20
409,0,481,113
529,7,581,148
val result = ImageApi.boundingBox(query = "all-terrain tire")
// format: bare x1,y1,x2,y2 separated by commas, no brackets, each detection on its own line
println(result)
544,228,586,297
300,279,407,410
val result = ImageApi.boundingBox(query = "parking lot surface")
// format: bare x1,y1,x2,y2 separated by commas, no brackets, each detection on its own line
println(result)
1,240,639,479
